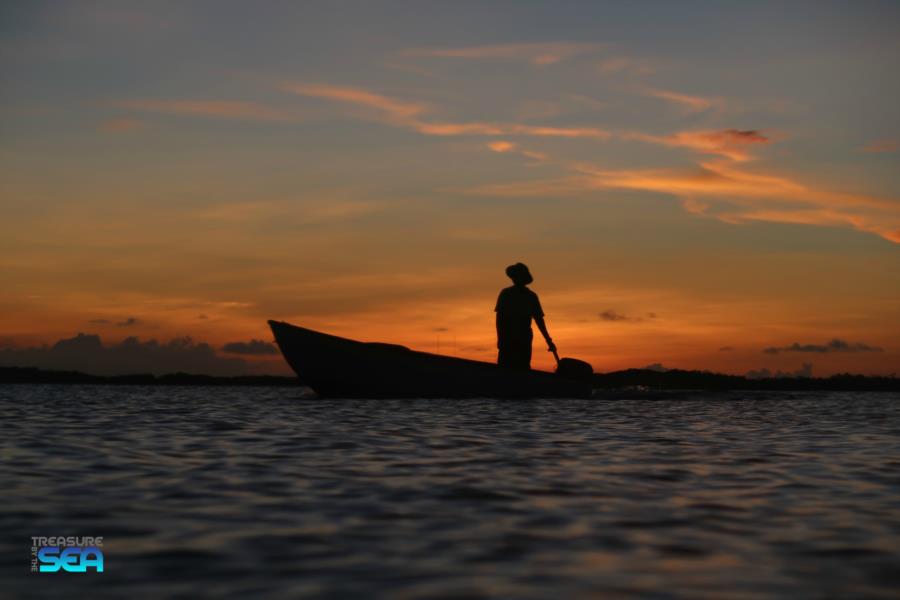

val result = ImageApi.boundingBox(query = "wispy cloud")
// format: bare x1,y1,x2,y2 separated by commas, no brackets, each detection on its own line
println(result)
483,140,551,165
418,121,611,138
487,141,516,153
85,316,144,327
599,310,657,323
280,81,898,243
642,88,720,113
597,57,656,76
763,339,884,354
401,42,602,66
112,99,296,122
281,82,612,139
575,161,803,199
521,150,550,162
278,83,427,122
195,198,389,225
860,138,898,153
469,153,900,243
576,160,900,242
624,129,771,161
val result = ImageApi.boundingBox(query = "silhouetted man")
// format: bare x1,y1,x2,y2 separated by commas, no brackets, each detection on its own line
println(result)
495,263,556,369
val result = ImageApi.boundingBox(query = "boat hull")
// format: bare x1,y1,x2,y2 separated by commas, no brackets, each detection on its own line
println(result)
268,320,592,399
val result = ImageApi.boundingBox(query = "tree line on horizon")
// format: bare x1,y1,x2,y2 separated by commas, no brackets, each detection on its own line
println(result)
1,366,897,391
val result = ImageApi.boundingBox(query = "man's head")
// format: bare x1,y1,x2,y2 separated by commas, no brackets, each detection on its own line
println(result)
505,262,533,286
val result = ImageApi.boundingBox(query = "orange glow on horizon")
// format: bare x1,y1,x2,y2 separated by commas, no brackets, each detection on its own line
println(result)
2,9,898,377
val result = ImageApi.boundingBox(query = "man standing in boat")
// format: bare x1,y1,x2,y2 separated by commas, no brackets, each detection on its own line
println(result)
495,263,556,370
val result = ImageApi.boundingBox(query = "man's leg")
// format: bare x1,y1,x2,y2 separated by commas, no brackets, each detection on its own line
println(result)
499,338,533,370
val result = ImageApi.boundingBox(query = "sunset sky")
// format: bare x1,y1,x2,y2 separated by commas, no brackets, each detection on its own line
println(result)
2,1,899,376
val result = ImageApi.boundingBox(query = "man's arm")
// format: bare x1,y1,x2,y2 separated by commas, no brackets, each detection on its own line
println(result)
532,292,556,352
534,316,556,353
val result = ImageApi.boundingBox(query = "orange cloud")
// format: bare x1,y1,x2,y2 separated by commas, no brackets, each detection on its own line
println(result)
469,154,900,243
281,82,612,139
402,42,602,66
413,121,504,135
483,141,550,165
576,160,805,198
579,160,900,242
112,99,295,121
278,83,427,122
268,80,896,243
625,129,771,161
417,121,610,138
487,141,516,153
860,138,898,153
509,124,611,139
522,150,550,162
643,88,719,113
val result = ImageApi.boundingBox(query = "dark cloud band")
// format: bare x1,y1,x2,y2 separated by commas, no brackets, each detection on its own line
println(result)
763,339,883,354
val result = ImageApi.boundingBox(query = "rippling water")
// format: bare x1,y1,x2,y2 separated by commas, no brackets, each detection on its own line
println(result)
2,385,899,598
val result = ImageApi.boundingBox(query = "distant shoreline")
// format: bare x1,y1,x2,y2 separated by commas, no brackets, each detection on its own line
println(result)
592,368,899,392
0,367,301,387
1,366,897,391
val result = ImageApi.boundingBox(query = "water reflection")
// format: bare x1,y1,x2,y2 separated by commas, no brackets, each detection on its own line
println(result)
1,386,899,598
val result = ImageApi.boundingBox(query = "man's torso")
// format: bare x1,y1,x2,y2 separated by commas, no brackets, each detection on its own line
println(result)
495,286,543,342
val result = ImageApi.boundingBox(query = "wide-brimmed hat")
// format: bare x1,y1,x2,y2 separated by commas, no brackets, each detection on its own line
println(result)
505,262,533,285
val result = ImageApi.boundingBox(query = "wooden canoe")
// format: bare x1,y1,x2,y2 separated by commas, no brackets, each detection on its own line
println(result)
268,320,592,399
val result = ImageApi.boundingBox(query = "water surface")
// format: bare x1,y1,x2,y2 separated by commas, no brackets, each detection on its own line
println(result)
2,386,899,598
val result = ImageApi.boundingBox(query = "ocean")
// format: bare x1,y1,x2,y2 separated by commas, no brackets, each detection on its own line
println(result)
2,385,899,598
